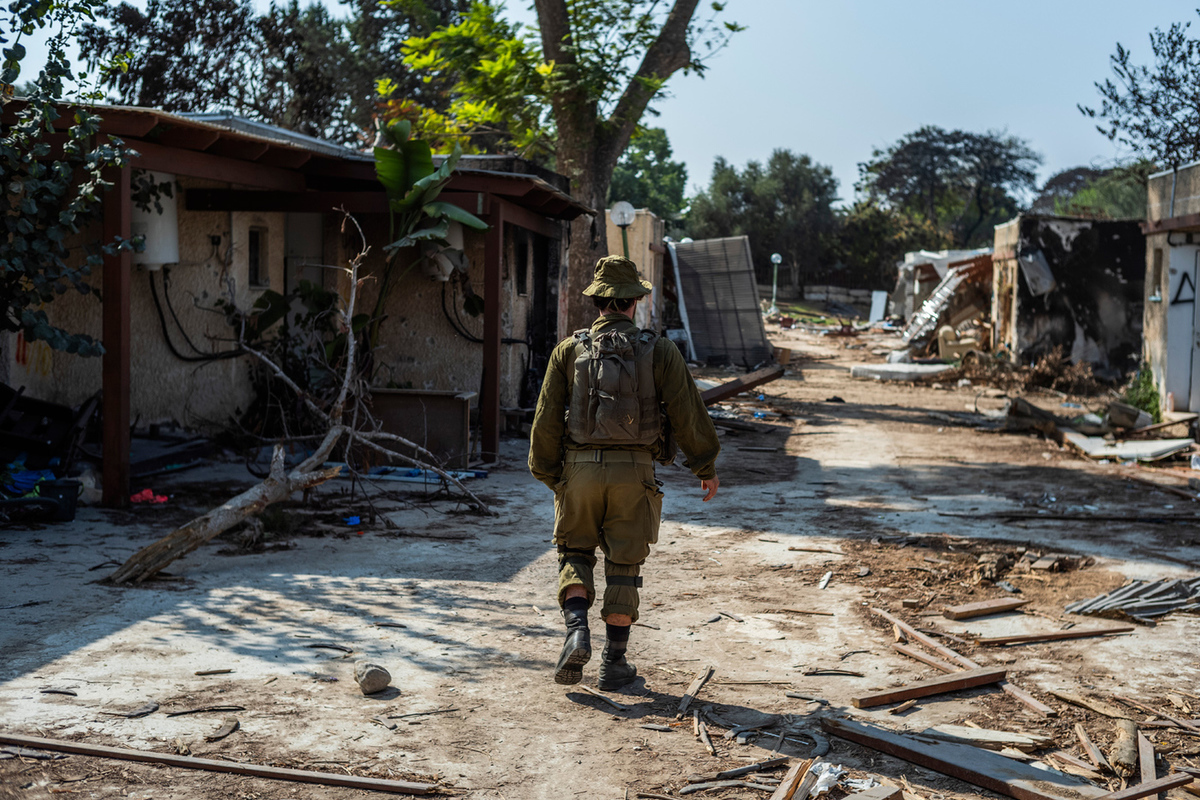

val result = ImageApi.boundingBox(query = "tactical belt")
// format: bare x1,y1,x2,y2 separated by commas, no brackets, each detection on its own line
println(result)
606,575,643,588
565,450,653,465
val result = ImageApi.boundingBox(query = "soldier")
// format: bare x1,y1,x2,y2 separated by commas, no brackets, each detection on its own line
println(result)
529,255,721,690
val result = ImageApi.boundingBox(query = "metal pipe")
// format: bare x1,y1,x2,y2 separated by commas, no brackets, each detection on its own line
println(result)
666,240,698,362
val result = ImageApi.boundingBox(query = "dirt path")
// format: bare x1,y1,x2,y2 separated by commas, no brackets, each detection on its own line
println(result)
3,328,1199,799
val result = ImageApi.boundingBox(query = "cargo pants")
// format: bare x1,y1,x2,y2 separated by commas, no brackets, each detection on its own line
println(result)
553,450,664,622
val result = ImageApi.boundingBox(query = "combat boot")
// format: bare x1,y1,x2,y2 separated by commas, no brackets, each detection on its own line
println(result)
597,644,637,691
554,603,591,685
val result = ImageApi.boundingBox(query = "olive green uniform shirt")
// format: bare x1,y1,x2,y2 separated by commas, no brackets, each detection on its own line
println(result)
528,314,721,488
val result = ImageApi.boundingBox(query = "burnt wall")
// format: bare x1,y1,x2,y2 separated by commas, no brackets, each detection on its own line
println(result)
1014,217,1145,375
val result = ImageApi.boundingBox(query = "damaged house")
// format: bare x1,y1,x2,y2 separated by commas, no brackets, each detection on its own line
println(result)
1143,162,1200,413
1,104,589,504
991,215,1145,377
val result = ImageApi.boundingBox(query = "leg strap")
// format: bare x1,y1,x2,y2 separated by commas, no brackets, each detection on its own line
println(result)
606,575,643,588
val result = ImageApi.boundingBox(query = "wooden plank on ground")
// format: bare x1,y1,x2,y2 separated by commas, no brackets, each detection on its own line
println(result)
855,786,902,800
923,724,1055,752
700,365,785,405
767,758,812,800
1094,774,1194,800
974,627,1135,647
1047,691,1131,720
891,643,961,673
944,598,1031,620
1136,733,1160,800
821,718,1108,800
676,665,715,719
1075,723,1111,772
0,732,434,794
872,607,1056,718
851,667,1006,709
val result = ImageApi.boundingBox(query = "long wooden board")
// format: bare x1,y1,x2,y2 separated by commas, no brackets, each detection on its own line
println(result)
871,607,1056,717
974,627,1135,647
1094,774,1194,800
700,365,785,405
1136,733,1159,799
944,598,1030,620
852,667,1006,709
891,643,961,673
0,732,434,794
821,718,1108,800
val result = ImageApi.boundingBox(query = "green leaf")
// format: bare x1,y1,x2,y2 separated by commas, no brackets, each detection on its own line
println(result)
423,200,489,230
387,219,450,250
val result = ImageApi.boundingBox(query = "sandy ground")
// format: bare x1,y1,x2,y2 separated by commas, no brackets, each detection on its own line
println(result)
2,326,1199,800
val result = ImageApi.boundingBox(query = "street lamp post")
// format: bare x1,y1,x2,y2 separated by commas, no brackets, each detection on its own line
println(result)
769,253,783,316
610,201,636,259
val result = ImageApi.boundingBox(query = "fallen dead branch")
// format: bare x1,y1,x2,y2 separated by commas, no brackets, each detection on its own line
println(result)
107,211,491,585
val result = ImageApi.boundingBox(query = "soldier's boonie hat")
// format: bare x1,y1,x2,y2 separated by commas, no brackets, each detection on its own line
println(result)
581,255,653,298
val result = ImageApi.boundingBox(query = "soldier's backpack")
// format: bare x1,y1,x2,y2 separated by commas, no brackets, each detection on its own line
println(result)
567,328,661,446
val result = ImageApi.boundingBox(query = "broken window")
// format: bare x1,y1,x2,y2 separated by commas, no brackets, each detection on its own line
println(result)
248,226,269,288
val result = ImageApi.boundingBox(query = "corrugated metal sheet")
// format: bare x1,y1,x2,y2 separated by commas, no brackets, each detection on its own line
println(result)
674,236,773,367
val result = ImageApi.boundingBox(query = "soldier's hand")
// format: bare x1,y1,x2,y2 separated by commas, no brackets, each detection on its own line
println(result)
700,476,719,502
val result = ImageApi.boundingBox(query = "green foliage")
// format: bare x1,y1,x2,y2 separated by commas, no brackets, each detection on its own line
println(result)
368,119,487,355
687,150,839,292
858,126,1041,248
1123,364,1163,424
607,127,687,219
1,0,136,357
397,2,551,156
77,0,465,145
1052,161,1153,220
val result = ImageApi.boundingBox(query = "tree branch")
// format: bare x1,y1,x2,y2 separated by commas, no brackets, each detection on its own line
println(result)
599,0,699,172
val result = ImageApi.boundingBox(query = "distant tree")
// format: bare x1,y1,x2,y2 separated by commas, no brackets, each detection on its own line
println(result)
1081,12,1200,168
1029,166,1108,214
1053,162,1154,220
858,126,1041,248
834,201,950,289
687,150,839,295
607,127,688,220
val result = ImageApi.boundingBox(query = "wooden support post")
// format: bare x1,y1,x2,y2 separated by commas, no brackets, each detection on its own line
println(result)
102,165,132,508
481,205,503,462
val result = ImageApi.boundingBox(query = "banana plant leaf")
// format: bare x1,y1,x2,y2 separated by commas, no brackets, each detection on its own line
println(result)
386,218,450,251
423,201,488,230
373,120,435,202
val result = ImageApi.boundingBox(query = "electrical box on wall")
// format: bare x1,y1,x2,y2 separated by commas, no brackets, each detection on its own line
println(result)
130,171,180,271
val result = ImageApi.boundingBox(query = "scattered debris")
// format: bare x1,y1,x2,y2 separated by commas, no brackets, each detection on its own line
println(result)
943,598,1030,620
971,625,1134,647
577,686,632,712
1066,578,1200,620
165,706,246,717
100,702,159,719
39,687,77,697
677,666,715,719
205,716,239,742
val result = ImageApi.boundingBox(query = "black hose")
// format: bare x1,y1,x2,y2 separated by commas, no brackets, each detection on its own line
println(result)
162,270,209,356
440,280,531,348
149,272,242,362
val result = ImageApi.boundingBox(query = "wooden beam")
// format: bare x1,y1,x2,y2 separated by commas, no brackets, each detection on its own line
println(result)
851,667,1006,709
129,140,305,191
676,665,714,719
700,365,785,405
153,125,222,150
206,139,270,161
480,206,503,461
101,165,131,509
185,189,387,214
1137,732,1161,800
0,732,434,795
974,627,1135,647
1094,775,1193,800
1142,212,1200,234
871,607,1057,718
821,718,1108,800
1075,723,1112,772
943,598,1030,620
890,643,961,673
495,196,561,239
256,147,313,170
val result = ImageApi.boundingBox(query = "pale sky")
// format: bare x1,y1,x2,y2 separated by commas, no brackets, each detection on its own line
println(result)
13,1,1197,203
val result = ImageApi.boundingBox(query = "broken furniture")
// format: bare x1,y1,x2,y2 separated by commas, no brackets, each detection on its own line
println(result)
937,325,981,360
0,383,98,474
369,389,476,469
